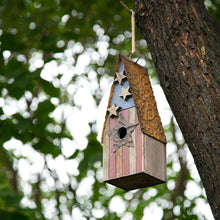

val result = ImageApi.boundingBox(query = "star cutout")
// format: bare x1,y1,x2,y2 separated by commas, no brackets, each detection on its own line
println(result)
107,104,120,117
120,86,132,100
114,70,127,85
109,113,138,153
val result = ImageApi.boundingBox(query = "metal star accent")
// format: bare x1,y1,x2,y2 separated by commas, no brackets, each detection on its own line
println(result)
120,86,132,100
114,70,127,85
107,104,120,117
109,113,138,153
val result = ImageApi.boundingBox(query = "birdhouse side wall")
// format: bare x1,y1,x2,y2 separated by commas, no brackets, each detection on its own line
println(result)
103,117,110,181
143,134,167,182
102,107,143,181
103,107,166,189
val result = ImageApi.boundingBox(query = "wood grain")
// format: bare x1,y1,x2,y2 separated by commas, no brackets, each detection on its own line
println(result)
143,135,166,182
122,109,130,176
103,118,110,181
109,117,116,179
136,115,143,173
129,107,136,174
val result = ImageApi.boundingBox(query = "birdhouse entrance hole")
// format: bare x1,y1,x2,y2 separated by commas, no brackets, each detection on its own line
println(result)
118,127,127,139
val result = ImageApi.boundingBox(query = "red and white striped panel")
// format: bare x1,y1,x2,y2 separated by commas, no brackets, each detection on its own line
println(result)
103,107,144,181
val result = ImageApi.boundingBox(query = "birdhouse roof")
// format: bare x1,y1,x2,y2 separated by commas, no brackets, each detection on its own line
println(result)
102,54,166,144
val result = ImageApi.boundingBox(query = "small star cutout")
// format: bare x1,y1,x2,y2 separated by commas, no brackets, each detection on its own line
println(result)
120,86,132,100
109,113,138,153
114,70,127,85
107,104,120,117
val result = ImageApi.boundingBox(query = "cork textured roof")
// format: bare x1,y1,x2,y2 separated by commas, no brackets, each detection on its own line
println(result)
102,54,166,144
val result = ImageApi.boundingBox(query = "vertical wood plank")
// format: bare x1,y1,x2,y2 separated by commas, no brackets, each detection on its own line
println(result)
122,146,129,176
142,130,144,173
136,113,142,173
129,107,136,175
109,117,117,179
116,147,123,178
143,134,147,177
103,117,110,181
122,109,129,176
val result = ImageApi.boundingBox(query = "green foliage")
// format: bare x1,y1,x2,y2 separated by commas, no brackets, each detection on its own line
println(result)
0,210,29,220
205,0,220,22
77,132,102,179
0,0,217,219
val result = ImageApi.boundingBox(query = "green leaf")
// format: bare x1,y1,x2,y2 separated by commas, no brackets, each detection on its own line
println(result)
35,99,56,119
69,149,80,160
33,137,60,157
39,78,60,97
0,210,29,220
78,133,102,178
0,119,15,144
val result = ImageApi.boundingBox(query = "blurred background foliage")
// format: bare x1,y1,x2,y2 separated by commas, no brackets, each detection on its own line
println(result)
0,0,219,219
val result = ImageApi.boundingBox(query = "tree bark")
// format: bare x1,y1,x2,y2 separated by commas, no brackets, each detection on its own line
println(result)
134,0,220,218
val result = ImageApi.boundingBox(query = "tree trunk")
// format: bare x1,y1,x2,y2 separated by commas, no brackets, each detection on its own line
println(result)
134,0,220,218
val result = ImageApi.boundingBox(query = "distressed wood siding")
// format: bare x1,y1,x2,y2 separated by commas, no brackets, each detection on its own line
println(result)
103,107,166,190
103,107,142,180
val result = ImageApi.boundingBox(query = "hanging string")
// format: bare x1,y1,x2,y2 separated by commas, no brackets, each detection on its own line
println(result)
131,10,135,56
120,1,136,58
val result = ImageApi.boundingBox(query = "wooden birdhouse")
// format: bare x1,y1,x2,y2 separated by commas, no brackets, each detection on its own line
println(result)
101,54,167,191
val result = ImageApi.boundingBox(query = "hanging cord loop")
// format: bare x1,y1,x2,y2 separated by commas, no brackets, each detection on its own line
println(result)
120,1,136,58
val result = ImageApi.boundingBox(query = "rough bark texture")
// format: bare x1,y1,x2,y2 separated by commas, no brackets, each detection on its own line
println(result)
134,0,220,218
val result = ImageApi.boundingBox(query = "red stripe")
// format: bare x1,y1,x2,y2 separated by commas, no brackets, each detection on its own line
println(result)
136,112,142,172
122,109,129,176
109,117,116,179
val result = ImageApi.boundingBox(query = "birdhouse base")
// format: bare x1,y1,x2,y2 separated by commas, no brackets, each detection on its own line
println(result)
105,172,165,191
